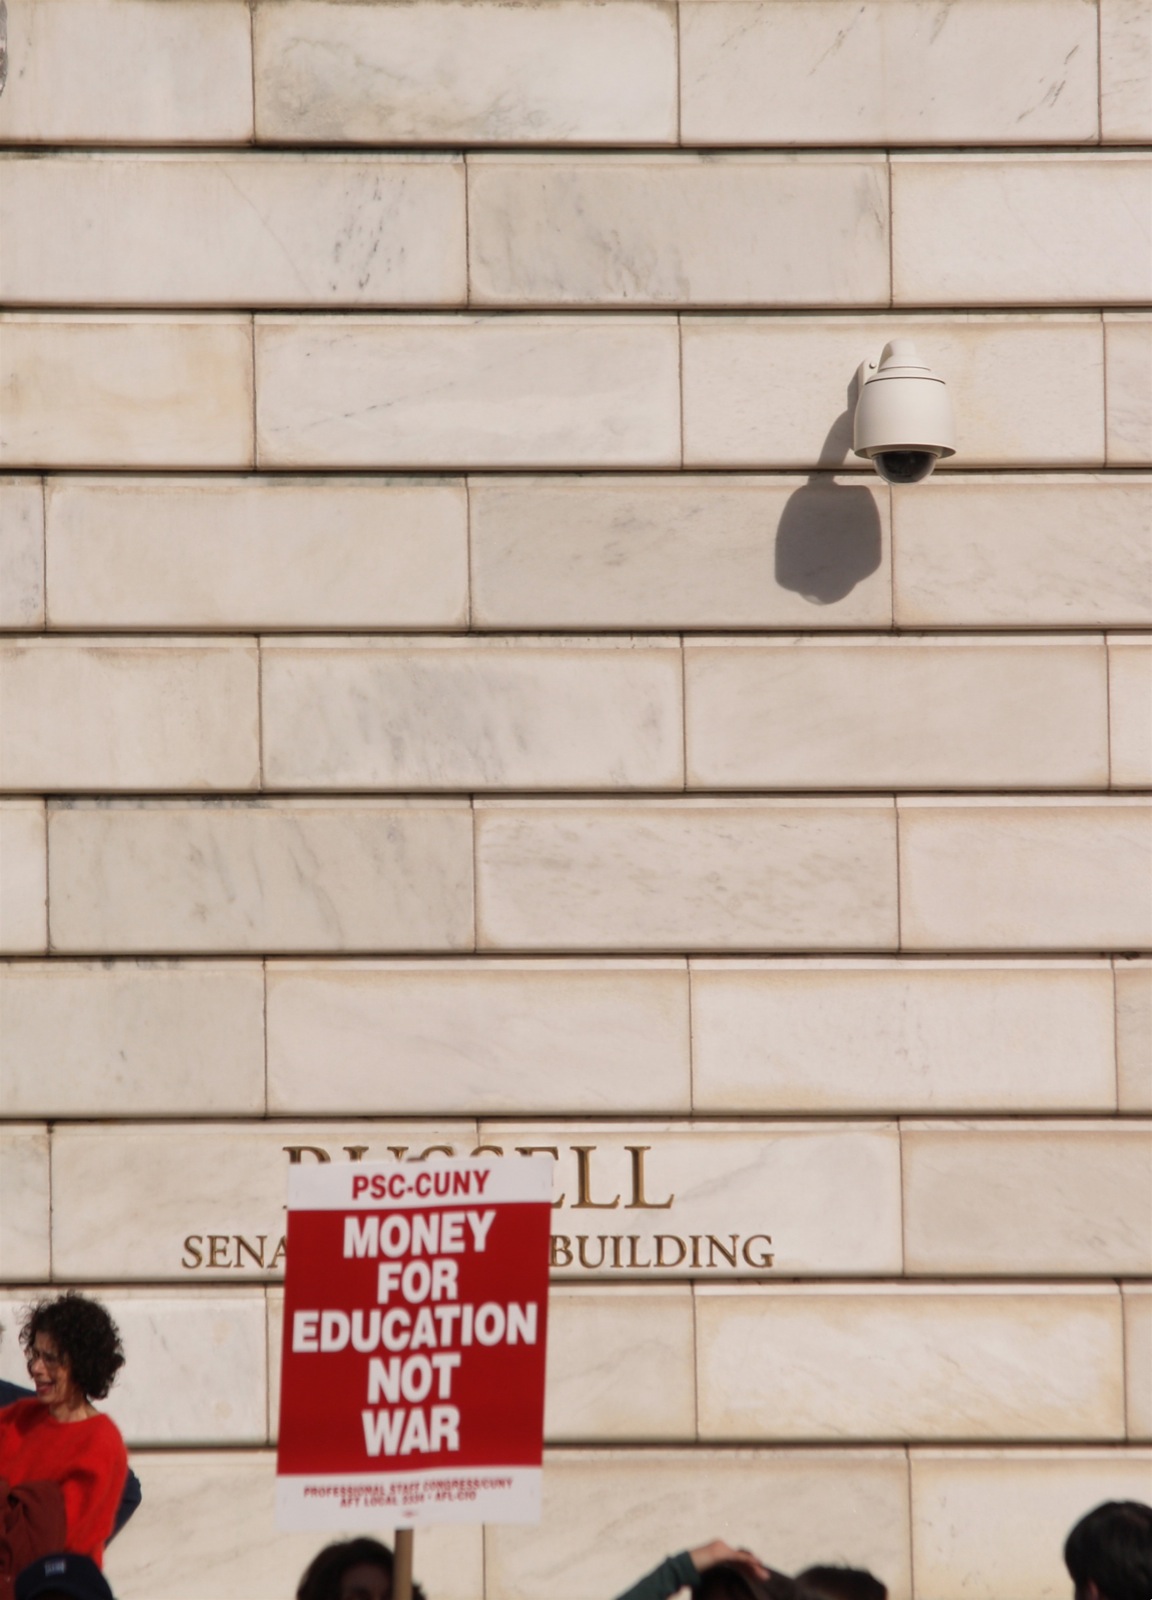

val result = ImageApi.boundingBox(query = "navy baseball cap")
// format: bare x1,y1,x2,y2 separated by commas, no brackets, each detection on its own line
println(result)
15,1553,116,1600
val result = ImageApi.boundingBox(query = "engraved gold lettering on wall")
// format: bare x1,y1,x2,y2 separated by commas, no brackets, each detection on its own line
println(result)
182,1234,288,1270
627,1145,673,1209
547,1234,774,1270
176,1140,776,1277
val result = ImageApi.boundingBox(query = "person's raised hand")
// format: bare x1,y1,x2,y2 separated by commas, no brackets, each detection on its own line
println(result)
688,1540,770,1581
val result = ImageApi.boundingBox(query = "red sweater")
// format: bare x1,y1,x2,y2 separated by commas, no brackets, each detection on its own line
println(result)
0,1401,127,1566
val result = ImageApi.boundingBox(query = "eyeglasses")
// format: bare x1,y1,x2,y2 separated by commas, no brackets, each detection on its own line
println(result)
26,1345,63,1373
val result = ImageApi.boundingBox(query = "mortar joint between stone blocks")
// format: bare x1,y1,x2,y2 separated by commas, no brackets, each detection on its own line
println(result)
463,151,474,311
1110,957,1122,1113
469,797,479,953
464,476,475,632
247,0,258,149
903,1446,916,1595
1096,0,1105,146
886,149,895,312
674,0,684,148
260,957,270,1118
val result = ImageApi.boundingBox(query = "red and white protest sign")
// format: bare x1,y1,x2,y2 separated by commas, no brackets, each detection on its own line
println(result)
276,1156,552,1531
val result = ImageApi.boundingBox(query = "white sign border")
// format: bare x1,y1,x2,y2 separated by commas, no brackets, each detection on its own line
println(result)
276,1467,542,1530
287,1154,554,1210
278,1155,552,1533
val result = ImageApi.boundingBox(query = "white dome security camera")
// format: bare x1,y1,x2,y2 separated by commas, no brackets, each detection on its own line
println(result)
852,340,956,484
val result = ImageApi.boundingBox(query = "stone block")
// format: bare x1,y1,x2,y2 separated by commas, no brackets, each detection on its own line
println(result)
892,475,1152,628
0,0,253,143
911,1449,1152,1600
898,799,1152,951
0,155,466,308
0,317,254,469
253,0,677,145
0,962,265,1117
255,316,680,469
685,636,1107,790
690,959,1116,1115
266,959,691,1115
192,1120,900,1285
893,156,1152,305
543,1288,695,1443
0,1290,269,1447
0,800,45,953
47,800,474,954
475,800,898,952
680,0,1098,146
261,637,683,790
1117,960,1152,1111
0,640,259,792
485,1449,911,1600
1107,314,1152,465
112,1291,268,1448
1110,636,1152,787
104,1451,482,1600
1126,1285,1152,1440
0,1126,49,1280
470,474,892,630
0,478,43,629
50,1121,477,1282
477,1121,903,1279
1102,0,1152,140
696,1285,1124,1441
468,155,889,306
903,1122,1152,1276
682,315,1103,469
45,477,468,631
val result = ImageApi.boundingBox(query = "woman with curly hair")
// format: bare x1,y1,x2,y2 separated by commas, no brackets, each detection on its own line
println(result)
0,1293,128,1567
296,1537,428,1600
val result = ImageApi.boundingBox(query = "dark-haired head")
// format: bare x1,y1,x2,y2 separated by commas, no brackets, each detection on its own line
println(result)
696,1565,799,1600
20,1293,124,1402
796,1566,887,1600
296,1537,427,1600
1064,1501,1152,1600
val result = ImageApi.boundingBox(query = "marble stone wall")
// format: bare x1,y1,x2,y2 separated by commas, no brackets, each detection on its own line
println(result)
0,2,1150,1596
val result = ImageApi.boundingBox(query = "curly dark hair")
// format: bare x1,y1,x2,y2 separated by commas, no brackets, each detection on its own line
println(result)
296,1537,427,1600
20,1292,125,1402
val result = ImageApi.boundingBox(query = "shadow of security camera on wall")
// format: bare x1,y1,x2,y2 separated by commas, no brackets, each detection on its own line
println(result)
775,338,955,605
852,339,956,484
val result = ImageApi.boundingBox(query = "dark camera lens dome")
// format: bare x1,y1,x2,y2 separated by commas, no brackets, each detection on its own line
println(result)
873,449,937,484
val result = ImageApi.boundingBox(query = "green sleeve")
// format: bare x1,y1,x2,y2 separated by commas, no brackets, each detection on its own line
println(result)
613,1550,699,1600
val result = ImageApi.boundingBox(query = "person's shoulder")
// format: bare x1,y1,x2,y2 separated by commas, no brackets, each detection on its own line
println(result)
87,1410,126,1440
88,1410,128,1459
0,1398,46,1443
0,1397,41,1424
0,1381,33,1410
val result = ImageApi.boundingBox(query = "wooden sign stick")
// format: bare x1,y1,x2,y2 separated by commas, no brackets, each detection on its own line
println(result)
394,1527,415,1600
